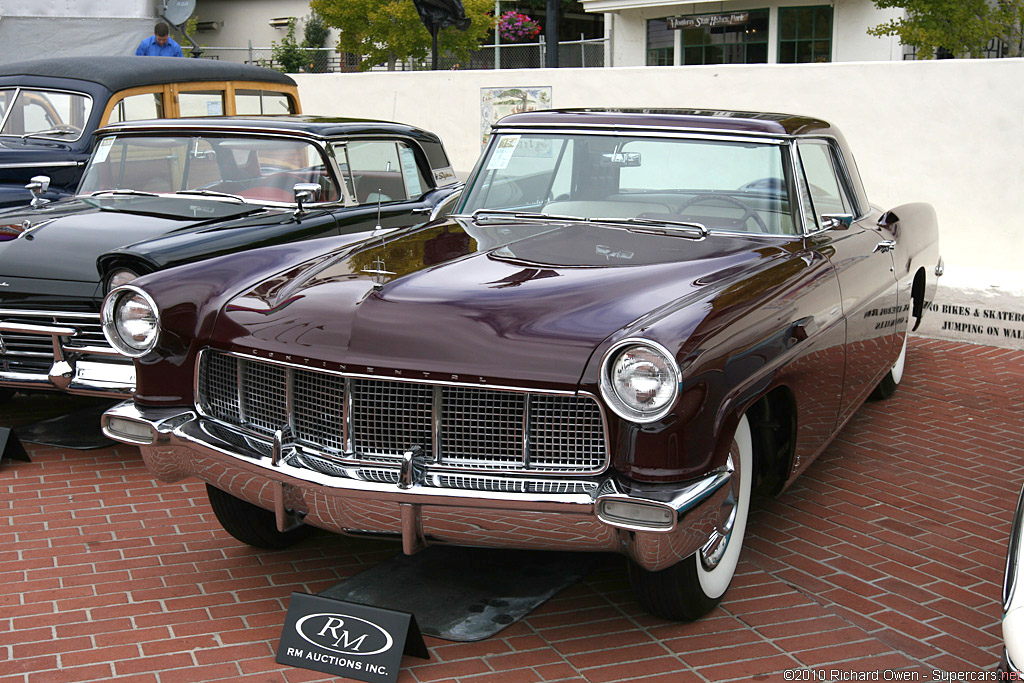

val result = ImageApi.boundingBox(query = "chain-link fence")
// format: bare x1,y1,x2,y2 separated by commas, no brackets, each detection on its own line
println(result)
194,38,606,73
196,46,359,73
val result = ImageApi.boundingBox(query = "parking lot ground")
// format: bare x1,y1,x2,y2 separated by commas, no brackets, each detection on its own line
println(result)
1,337,1021,682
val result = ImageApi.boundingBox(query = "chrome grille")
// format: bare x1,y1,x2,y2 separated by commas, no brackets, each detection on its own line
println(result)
0,309,111,372
197,350,608,474
293,370,345,452
440,386,524,469
240,360,288,433
352,379,434,460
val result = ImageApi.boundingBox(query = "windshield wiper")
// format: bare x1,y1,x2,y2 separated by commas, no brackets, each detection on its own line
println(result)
174,189,245,203
467,209,707,237
594,216,709,237
467,209,587,224
88,189,159,198
21,125,80,141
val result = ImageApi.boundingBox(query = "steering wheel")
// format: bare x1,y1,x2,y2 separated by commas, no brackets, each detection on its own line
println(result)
678,194,770,233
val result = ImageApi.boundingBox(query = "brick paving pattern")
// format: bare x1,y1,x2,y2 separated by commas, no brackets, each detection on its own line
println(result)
1,338,1021,682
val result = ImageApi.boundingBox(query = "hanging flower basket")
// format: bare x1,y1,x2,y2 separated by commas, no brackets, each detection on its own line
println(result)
497,11,542,43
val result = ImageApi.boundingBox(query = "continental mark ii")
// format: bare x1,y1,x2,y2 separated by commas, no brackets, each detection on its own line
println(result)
100,109,942,620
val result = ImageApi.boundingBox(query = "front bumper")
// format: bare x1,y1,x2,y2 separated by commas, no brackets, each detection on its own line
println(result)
102,401,734,571
0,319,134,397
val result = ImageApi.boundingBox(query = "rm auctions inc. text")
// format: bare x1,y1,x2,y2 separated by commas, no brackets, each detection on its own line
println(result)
783,670,1019,681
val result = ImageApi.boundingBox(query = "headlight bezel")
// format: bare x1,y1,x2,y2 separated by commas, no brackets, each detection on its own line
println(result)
599,338,680,424
101,284,161,358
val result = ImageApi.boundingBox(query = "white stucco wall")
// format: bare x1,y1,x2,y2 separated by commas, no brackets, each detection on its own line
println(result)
194,0,332,49
293,58,1024,348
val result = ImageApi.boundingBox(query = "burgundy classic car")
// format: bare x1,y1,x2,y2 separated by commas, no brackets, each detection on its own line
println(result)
100,109,942,621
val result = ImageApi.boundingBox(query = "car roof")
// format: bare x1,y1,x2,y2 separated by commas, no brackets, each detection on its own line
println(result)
495,108,836,136
0,56,296,92
97,115,444,144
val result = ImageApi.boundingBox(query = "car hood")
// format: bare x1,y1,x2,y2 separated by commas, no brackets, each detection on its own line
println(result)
0,197,259,283
216,217,776,389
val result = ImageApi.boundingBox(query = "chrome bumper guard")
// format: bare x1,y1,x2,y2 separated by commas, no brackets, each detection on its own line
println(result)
0,320,134,397
103,401,733,571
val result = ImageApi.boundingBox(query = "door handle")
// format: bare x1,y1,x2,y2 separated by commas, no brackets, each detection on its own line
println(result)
874,240,896,253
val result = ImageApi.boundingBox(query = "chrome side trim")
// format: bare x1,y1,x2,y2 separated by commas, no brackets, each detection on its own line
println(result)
0,161,85,169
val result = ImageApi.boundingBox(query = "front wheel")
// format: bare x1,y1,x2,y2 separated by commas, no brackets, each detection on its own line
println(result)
205,484,313,549
870,330,907,400
628,414,753,621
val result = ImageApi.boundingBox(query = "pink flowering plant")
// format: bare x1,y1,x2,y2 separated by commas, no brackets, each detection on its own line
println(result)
497,10,542,42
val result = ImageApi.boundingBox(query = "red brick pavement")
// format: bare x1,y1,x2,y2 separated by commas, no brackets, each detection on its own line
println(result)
1,338,1021,682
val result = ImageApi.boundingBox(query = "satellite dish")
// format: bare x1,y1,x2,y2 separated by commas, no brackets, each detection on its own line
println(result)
162,0,196,27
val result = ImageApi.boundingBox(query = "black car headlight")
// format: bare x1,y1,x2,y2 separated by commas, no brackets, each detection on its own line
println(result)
102,285,160,357
599,339,679,423
105,268,139,294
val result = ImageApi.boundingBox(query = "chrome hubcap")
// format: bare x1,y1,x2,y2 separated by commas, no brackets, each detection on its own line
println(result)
700,449,741,571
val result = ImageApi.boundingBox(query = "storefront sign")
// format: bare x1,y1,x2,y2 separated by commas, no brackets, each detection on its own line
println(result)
276,593,428,683
668,13,749,29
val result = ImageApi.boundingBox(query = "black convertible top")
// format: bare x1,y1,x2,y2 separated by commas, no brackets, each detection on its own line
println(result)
0,56,296,92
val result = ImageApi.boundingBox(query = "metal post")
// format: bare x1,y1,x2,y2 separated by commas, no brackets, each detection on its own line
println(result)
494,0,501,70
248,40,253,65
545,0,559,67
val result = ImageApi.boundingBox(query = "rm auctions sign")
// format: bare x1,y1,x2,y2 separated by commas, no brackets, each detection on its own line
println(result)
276,593,428,682
668,12,750,29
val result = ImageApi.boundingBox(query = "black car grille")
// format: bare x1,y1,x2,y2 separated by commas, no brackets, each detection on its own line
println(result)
197,350,608,474
0,309,110,373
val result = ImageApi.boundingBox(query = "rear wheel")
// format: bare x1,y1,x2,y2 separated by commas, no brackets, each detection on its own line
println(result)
870,330,907,400
205,484,313,549
629,414,753,621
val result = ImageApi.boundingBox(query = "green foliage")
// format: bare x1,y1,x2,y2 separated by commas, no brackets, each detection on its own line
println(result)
271,13,335,73
271,19,308,73
868,0,1024,57
310,0,495,71
303,11,332,72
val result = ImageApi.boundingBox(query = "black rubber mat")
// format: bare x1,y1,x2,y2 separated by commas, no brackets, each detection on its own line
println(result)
320,546,604,641
15,400,118,449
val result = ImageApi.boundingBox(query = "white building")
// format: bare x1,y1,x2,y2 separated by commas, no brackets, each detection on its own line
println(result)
578,0,906,66
0,0,163,63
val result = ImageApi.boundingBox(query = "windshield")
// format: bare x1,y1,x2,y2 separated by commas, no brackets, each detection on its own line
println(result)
77,134,340,204
459,133,798,235
0,88,93,141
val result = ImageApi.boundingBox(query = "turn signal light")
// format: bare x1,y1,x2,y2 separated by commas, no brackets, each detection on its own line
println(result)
597,499,674,530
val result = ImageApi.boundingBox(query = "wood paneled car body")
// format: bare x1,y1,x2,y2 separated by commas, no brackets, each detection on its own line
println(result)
0,116,460,401
0,56,301,208
100,109,942,620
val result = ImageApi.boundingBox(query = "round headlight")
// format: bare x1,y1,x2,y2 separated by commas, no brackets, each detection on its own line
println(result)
105,268,138,294
599,340,679,423
101,285,160,358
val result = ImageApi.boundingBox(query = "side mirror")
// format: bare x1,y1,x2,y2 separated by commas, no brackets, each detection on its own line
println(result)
292,182,321,216
26,175,51,208
820,213,854,230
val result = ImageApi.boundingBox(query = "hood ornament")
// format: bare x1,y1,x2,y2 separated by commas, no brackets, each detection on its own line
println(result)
361,258,395,290
360,191,395,290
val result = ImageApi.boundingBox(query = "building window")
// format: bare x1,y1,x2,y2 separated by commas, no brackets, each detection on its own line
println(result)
647,18,674,65
778,6,833,63
679,10,769,65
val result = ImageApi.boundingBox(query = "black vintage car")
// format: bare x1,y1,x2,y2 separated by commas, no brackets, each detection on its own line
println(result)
0,56,301,208
0,115,461,401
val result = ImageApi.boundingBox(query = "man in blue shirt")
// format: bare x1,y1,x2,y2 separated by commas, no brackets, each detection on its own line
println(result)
135,22,184,57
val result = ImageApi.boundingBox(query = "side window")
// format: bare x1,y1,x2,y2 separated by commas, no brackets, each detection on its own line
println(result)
108,92,163,124
235,90,293,115
344,140,409,204
797,140,852,229
179,90,225,117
